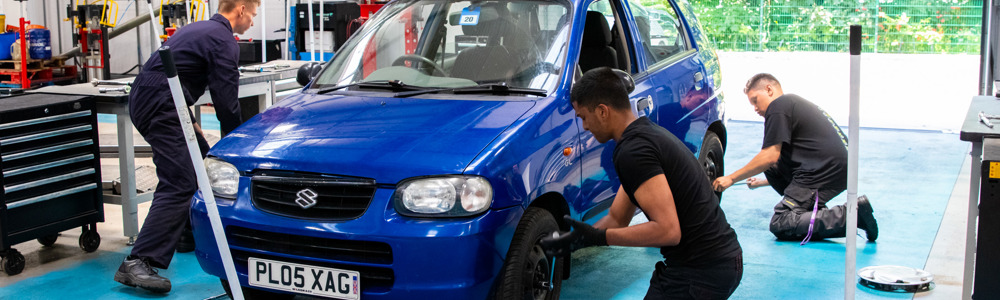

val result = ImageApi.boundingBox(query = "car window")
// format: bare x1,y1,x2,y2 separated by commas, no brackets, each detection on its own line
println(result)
625,0,688,67
581,0,631,73
312,0,570,93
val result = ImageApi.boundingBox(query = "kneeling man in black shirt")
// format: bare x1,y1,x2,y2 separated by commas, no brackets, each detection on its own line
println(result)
541,67,743,299
712,73,878,242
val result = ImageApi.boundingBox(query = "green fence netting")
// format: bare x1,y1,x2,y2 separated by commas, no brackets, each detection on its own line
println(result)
687,0,982,54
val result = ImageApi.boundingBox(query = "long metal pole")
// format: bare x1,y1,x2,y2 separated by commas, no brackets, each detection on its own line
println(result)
157,46,244,300
186,0,192,24
845,25,862,300
261,0,267,63
136,0,144,69
147,0,162,49
319,0,324,60
285,0,290,60
982,0,995,95
308,0,315,61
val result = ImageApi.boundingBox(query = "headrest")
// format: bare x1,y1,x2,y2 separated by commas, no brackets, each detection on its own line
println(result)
582,11,612,47
457,3,508,35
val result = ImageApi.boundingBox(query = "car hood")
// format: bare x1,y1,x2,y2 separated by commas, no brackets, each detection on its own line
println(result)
211,93,535,184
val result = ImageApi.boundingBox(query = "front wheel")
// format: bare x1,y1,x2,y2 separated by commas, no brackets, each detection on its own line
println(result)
699,132,725,200
495,207,564,300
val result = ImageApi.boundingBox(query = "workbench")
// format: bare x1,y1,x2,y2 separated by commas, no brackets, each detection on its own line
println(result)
959,95,1000,299
31,70,280,244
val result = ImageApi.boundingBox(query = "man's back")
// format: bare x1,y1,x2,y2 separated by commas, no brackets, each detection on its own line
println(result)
763,94,848,190
613,117,741,266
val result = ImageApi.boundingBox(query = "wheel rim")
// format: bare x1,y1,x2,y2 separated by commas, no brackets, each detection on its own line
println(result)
523,244,552,300
704,150,719,180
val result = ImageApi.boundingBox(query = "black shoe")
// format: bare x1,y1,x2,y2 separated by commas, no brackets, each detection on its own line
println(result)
176,230,195,253
114,257,171,293
857,195,878,241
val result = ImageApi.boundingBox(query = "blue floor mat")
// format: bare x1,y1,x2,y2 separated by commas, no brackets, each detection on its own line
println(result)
562,121,968,299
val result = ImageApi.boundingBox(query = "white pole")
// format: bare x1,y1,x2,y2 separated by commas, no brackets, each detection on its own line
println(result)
308,0,315,61
146,0,162,48
186,0,191,24
158,46,244,300
319,0,324,61
845,25,861,300
260,0,267,63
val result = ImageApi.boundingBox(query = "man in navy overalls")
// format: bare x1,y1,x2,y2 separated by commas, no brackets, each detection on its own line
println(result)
114,0,258,293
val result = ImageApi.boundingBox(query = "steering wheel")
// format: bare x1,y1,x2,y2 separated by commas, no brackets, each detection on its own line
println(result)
392,54,448,77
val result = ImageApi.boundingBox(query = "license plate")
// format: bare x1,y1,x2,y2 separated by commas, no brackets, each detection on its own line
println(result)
248,257,361,300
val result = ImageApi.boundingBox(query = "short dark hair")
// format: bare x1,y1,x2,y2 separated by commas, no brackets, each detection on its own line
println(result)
744,73,781,94
571,67,631,111
219,0,260,13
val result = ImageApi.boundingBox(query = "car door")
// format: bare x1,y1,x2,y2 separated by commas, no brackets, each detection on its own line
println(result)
573,0,659,220
622,0,707,154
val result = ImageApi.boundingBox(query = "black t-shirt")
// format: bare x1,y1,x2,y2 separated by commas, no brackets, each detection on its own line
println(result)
763,94,848,190
613,117,741,266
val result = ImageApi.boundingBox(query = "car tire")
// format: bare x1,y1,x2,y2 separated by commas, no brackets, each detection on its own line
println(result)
220,279,295,300
495,207,564,300
699,131,725,200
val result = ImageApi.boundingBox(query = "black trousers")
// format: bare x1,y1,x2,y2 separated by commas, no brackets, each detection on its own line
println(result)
129,86,209,269
644,253,743,300
764,170,847,241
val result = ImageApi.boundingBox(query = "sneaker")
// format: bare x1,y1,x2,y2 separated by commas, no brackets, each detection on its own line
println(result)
176,230,195,253
114,257,171,293
857,195,878,241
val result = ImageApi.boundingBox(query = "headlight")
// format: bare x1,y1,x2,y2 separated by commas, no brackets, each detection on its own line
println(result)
205,158,239,199
394,176,493,217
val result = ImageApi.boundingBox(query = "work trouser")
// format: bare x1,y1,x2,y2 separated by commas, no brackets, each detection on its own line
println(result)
766,177,848,241
128,83,209,269
643,252,743,300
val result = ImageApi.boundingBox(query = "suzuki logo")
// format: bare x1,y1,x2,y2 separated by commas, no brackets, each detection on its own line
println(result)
295,188,318,209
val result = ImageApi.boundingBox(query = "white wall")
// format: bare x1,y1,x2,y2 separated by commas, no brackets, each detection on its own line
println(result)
2,0,305,74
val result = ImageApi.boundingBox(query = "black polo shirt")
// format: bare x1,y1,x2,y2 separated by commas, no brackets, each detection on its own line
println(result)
613,117,741,266
762,94,848,191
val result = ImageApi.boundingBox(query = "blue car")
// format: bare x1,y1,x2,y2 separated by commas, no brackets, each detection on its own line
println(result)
191,0,727,298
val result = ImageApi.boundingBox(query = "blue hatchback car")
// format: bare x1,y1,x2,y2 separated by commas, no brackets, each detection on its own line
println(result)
191,0,727,298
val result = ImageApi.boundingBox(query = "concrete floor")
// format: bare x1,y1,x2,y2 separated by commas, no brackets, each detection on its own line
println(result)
0,116,976,299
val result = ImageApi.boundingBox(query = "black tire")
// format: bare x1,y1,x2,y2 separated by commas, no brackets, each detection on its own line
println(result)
37,234,59,247
2,249,25,276
79,229,101,253
699,132,725,200
221,279,296,300
495,207,564,300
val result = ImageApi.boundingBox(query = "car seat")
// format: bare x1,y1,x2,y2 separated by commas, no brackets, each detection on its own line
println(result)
452,3,526,83
580,11,618,73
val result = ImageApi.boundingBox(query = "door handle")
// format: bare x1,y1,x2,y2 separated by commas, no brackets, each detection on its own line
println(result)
631,95,653,117
693,72,704,91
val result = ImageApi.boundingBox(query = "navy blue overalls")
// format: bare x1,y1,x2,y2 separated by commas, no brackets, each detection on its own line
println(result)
127,13,242,269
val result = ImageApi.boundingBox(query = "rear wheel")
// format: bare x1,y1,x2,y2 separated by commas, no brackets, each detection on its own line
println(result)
495,207,564,300
699,132,725,199
220,279,295,300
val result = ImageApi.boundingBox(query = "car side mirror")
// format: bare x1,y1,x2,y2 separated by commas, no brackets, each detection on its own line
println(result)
296,62,323,86
611,69,635,94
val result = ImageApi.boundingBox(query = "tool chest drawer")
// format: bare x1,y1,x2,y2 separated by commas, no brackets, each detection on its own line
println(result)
0,93,103,276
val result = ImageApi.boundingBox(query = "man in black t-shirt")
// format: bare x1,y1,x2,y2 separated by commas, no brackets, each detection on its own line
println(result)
712,73,878,242
541,67,743,299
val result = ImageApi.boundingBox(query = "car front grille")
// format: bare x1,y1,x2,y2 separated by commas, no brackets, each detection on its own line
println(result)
250,173,376,221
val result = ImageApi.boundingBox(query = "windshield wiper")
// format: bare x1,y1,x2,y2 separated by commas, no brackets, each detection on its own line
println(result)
393,83,548,98
315,80,423,95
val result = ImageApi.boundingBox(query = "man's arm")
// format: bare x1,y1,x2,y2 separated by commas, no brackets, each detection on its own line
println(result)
713,144,781,192
605,174,681,247
207,39,243,135
593,185,636,230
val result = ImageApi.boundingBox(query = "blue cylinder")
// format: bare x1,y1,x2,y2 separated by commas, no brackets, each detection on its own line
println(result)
27,29,51,60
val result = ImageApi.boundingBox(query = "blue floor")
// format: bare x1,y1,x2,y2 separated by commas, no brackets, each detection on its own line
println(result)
562,121,969,299
0,120,969,299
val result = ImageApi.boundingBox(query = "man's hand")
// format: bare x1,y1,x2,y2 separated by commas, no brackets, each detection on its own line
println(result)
538,216,607,257
746,177,769,189
712,176,734,192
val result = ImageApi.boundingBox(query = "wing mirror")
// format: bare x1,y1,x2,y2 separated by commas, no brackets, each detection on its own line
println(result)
611,68,635,93
296,62,324,86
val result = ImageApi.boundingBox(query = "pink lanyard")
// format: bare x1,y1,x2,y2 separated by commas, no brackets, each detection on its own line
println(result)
800,192,820,245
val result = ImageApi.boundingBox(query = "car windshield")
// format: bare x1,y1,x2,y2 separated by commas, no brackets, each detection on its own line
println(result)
311,0,571,95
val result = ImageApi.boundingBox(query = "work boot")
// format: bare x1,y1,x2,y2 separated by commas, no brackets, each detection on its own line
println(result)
114,256,171,293
176,230,195,253
857,195,878,241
